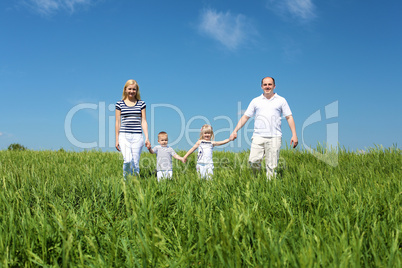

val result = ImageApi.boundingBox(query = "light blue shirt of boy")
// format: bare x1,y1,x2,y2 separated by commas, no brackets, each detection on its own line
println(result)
152,145,177,171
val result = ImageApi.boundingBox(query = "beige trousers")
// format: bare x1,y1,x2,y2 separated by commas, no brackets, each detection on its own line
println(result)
249,136,282,179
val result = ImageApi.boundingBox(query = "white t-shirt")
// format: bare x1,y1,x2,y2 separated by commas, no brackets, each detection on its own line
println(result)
152,145,177,171
244,93,292,137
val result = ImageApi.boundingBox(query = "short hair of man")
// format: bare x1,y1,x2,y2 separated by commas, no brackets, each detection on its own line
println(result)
261,76,276,86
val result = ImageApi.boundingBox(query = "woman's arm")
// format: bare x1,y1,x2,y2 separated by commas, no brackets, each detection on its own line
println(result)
141,108,151,149
115,109,121,151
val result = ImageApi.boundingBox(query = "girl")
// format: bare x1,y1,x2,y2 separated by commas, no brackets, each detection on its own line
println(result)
183,124,230,179
115,79,151,178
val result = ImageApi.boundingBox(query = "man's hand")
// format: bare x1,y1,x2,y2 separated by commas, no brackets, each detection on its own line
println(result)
229,132,237,141
290,136,298,148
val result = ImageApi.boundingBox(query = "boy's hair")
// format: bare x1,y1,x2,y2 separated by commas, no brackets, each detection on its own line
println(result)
158,131,168,140
199,124,214,140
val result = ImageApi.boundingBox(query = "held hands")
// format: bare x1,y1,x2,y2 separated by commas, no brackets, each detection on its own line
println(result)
145,139,151,150
229,132,237,141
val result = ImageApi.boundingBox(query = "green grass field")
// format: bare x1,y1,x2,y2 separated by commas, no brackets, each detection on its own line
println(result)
0,147,401,267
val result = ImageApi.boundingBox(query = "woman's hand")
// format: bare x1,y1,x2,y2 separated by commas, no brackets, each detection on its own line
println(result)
115,142,121,151
145,139,151,149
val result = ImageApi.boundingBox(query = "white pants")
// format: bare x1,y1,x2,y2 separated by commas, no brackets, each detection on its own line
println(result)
157,170,173,181
119,133,144,177
249,136,282,179
196,163,214,179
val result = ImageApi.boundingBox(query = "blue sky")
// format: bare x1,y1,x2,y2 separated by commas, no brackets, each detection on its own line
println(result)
1,0,401,152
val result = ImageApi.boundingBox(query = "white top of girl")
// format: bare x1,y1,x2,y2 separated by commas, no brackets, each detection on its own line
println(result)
197,140,214,164
183,124,231,165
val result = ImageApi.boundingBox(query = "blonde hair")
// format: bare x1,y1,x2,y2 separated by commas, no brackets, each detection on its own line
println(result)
122,79,141,100
199,124,214,140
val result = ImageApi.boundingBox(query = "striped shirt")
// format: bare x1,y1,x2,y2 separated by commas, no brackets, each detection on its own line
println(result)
115,100,146,134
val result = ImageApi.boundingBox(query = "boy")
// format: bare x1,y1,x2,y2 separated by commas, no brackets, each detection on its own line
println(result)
148,131,185,181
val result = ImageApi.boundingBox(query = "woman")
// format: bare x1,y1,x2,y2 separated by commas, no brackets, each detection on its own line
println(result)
115,79,151,177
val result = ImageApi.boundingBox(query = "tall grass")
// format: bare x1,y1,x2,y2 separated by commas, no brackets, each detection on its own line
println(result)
0,147,401,267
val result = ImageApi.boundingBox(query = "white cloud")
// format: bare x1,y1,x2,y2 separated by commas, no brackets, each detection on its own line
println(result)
24,0,94,15
266,0,316,21
198,8,255,50
0,132,3,136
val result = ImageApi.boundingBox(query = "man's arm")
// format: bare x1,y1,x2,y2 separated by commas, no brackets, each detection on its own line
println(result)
230,115,250,141
286,115,298,148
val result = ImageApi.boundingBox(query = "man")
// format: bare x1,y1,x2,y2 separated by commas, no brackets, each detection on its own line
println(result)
229,77,298,179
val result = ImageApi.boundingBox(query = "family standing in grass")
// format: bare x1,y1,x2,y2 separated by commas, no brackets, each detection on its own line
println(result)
115,77,298,180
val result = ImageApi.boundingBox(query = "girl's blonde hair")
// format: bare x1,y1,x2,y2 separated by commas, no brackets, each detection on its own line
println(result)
199,124,214,140
122,79,141,100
